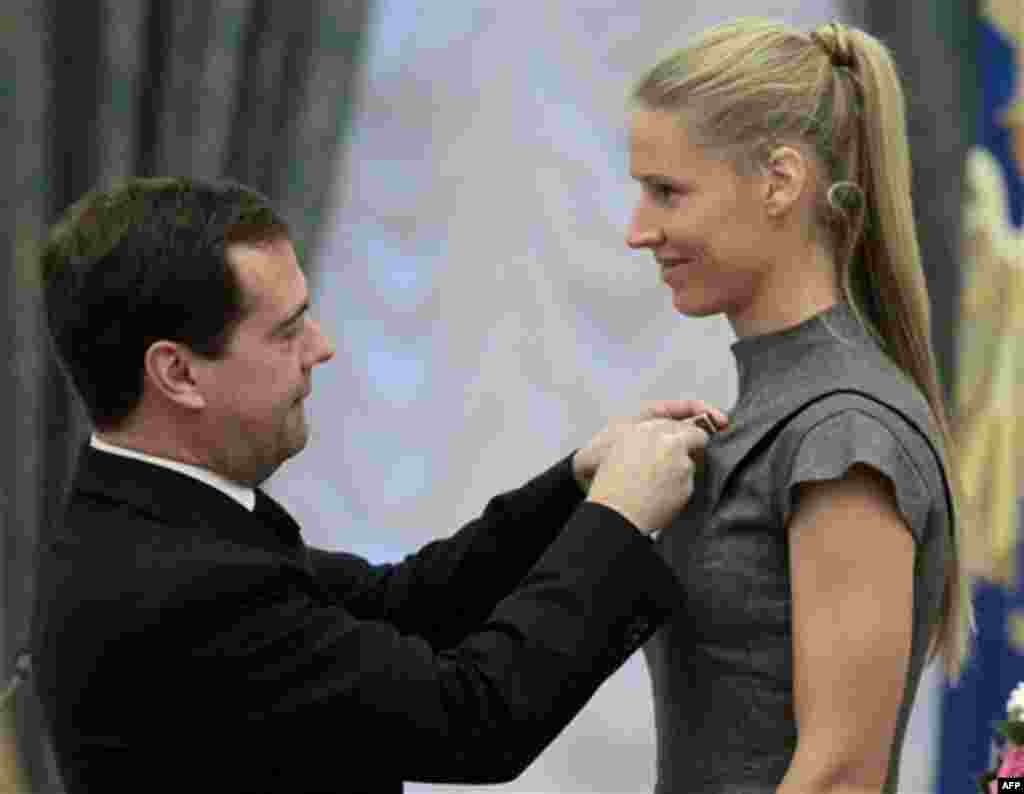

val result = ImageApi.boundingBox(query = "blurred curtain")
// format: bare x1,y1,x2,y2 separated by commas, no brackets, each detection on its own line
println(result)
939,2,1024,792
843,2,1009,792
848,0,1024,791
1,1,373,790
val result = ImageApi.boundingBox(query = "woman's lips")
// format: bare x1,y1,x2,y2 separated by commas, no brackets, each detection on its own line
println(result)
659,260,689,284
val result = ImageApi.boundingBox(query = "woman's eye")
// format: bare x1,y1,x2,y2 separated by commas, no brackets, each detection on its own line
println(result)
647,183,674,203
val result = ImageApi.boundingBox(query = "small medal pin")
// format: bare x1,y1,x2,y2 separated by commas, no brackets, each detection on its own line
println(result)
690,413,719,435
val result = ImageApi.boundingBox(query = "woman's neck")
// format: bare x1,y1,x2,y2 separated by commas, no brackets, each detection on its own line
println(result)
728,244,840,339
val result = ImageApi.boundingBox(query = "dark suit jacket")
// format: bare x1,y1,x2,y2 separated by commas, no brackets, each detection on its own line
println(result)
31,443,682,793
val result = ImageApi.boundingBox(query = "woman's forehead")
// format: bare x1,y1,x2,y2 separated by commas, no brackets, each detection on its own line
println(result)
629,109,714,171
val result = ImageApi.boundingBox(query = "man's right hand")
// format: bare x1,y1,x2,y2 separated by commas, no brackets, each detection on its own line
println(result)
585,418,710,534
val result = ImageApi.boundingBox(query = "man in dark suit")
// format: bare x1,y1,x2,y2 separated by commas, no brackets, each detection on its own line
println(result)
31,177,724,793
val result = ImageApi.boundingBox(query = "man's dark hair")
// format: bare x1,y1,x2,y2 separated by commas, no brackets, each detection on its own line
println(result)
40,176,291,431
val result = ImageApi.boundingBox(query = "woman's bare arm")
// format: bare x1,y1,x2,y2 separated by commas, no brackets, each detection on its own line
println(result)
778,463,915,794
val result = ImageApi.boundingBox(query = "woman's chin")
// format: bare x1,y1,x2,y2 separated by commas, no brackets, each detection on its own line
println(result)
670,288,716,317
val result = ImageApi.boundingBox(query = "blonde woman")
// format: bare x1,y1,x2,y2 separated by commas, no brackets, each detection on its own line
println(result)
625,18,972,794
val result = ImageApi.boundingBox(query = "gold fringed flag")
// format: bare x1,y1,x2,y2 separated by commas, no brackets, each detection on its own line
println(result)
957,141,1023,587
940,2,1024,792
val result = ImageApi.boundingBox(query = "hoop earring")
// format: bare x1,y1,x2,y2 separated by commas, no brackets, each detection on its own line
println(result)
826,180,864,213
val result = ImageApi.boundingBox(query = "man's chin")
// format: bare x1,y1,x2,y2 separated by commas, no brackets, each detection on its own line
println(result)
285,420,310,457
289,434,309,457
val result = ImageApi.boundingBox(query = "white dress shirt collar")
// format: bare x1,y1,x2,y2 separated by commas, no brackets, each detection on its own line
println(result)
90,433,256,511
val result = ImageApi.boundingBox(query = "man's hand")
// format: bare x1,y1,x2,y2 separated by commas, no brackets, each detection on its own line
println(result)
572,400,727,492
586,417,711,534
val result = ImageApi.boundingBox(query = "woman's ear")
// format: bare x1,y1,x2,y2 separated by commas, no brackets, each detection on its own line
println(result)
762,145,809,217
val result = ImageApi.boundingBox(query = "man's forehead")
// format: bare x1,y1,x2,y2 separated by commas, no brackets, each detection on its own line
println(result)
228,238,298,276
227,239,306,311
227,235,294,260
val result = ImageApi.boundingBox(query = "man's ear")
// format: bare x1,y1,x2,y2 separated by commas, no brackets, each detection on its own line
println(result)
762,145,809,217
143,340,207,410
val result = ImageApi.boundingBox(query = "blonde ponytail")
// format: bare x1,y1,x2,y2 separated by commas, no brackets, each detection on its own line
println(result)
830,23,974,682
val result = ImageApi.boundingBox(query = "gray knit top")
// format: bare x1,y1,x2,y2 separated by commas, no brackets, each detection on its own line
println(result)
644,300,951,794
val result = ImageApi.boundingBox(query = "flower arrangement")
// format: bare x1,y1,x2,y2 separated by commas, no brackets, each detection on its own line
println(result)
979,681,1024,792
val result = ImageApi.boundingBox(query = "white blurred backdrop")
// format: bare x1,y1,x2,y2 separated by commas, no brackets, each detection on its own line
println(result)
267,2,943,791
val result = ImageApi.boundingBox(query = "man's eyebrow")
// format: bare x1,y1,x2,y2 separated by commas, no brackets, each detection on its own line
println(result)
270,299,310,336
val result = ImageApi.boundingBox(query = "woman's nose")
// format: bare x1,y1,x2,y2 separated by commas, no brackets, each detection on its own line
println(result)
626,224,665,249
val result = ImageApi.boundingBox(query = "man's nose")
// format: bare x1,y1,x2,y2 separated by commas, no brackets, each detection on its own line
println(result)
308,318,335,365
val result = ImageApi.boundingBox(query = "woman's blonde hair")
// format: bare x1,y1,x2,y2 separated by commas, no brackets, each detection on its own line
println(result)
630,18,973,681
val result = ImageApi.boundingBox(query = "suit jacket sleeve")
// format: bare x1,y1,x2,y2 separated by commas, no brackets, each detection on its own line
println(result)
163,503,678,787
306,452,590,649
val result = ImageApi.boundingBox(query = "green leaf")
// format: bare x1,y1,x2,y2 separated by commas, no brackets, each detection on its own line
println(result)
995,720,1024,745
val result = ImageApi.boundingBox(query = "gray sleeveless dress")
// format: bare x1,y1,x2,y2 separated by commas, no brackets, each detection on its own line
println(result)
644,301,951,794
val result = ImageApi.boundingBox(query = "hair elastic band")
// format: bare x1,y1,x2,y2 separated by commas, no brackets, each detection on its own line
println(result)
811,23,856,70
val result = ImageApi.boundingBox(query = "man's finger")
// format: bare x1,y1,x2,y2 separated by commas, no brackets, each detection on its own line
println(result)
680,422,711,447
644,400,728,429
687,413,719,435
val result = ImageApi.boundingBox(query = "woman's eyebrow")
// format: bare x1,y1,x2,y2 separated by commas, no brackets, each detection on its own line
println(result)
632,173,683,187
